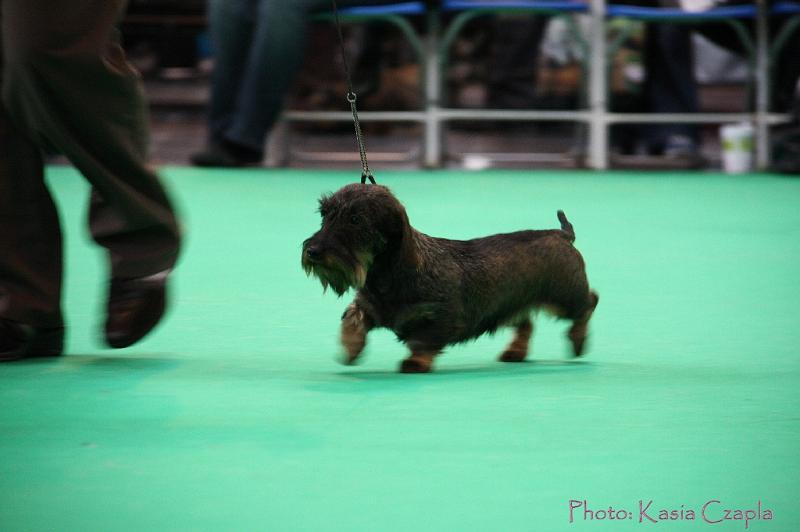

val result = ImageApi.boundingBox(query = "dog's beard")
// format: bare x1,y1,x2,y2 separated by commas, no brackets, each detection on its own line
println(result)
302,251,373,296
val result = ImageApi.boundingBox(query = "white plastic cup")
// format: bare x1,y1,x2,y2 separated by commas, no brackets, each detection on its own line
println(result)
720,123,754,174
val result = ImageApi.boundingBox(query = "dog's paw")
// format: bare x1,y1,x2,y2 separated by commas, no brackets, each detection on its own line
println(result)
498,349,527,363
340,337,366,362
399,356,432,373
571,341,586,357
339,351,363,366
340,304,367,362
568,330,587,357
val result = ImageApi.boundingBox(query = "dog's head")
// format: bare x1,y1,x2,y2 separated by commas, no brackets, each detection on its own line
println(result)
302,184,412,296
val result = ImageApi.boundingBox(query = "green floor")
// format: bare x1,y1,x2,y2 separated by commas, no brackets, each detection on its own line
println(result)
1,167,799,531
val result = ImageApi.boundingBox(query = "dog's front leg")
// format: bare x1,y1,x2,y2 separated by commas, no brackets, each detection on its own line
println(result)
499,318,533,362
400,344,441,374
340,301,373,365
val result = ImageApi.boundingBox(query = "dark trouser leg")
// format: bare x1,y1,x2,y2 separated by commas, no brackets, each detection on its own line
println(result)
2,0,180,281
206,0,257,146
0,2,63,328
488,16,548,108
0,97,64,328
771,23,800,113
641,23,698,149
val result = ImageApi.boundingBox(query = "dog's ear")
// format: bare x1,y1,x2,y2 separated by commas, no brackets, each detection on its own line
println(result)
373,192,420,268
378,197,407,240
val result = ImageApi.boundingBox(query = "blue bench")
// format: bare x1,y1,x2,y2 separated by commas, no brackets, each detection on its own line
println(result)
315,1,429,59
771,1,800,14
444,0,588,12
606,4,756,19
338,1,428,16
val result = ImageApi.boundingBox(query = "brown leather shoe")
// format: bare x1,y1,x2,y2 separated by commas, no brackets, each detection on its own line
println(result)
105,271,169,349
0,319,64,362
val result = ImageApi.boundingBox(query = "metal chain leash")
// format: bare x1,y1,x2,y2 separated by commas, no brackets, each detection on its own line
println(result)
330,0,376,184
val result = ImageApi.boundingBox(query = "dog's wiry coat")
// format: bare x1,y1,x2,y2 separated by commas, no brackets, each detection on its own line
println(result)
302,184,598,373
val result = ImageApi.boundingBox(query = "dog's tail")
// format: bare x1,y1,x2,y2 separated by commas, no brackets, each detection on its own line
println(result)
557,210,575,242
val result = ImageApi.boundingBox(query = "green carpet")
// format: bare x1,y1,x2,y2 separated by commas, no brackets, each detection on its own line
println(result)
1,167,798,531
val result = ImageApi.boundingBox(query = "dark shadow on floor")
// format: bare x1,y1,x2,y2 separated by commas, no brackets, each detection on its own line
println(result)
337,358,594,381
62,353,181,370
0,353,182,378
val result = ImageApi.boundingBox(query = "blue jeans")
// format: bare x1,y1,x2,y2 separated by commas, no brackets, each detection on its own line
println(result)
642,23,699,148
207,0,395,154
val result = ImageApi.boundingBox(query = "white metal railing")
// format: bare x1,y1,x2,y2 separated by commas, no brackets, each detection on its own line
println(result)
278,1,796,170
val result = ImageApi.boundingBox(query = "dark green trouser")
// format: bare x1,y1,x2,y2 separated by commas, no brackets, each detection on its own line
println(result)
0,0,181,328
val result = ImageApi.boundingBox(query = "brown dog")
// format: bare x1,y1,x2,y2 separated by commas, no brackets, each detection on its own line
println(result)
302,184,598,373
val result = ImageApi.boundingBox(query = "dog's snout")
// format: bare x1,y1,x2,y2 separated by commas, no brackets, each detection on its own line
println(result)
305,245,323,262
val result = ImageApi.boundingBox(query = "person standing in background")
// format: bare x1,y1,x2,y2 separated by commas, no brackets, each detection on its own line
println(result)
191,0,398,167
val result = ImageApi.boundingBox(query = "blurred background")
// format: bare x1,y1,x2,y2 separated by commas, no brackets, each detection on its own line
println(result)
114,0,799,172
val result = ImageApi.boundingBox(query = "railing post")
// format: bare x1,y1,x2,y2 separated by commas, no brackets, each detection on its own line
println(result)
754,0,770,171
425,8,443,168
589,0,608,170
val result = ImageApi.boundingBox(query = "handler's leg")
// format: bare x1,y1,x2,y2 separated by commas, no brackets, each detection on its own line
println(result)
0,3,65,359
0,39,66,363
3,0,181,347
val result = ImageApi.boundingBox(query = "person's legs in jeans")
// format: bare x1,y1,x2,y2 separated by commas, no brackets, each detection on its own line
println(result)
196,0,396,165
206,0,258,150
641,22,700,156
488,15,548,109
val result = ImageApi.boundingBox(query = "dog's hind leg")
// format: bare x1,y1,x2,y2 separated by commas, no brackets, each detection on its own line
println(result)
499,318,533,362
568,291,599,357
340,301,372,364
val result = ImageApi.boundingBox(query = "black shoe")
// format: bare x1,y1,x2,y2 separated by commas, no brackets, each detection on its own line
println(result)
0,319,64,362
190,140,262,168
105,271,170,349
